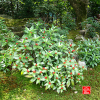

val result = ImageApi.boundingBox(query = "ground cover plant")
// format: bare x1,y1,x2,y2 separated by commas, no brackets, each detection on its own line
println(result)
76,38,100,68
0,19,87,94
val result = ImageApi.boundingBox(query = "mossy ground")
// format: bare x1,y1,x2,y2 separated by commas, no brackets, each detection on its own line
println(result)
1,63,100,100
0,17,100,100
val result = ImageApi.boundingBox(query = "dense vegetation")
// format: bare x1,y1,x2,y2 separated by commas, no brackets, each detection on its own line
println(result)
0,0,100,99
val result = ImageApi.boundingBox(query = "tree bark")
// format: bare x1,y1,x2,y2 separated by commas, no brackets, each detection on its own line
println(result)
17,0,18,12
10,0,14,17
47,0,50,23
52,13,53,23
56,0,59,26
67,0,89,26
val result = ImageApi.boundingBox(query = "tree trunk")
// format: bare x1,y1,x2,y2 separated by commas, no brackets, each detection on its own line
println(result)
56,0,59,26
52,13,53,23
59,9,62,28
10,0,14,17
67,0,89,27
56,13,58,26
47,0,50,23
17,0,18,12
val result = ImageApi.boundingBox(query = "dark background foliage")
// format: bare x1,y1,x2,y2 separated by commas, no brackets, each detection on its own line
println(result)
0,0,100,28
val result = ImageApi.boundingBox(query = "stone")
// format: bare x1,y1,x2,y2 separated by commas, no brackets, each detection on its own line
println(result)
78,60,87,68
73,54,79,62
75,35,82,40
86,24,92,28
96,34,99,38
93,34,100,40
68,39,73,44
79,29,87,36
12,68,17,71
19,38,24,42
73,54,87,68
80,36,87,41
75,35,86,41
74,91,78,94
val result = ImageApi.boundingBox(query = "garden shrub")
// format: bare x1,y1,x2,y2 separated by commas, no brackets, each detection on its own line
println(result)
61,12,76,30
0,19,20,72
0,21,87,94
25,18,49,30
80,17,100,38
76,38,100,68
0,19,20,50
25,18,70,38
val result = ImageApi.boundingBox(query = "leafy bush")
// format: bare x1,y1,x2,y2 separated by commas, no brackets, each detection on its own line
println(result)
0,19,20,50
76,39,100,68
80,17,100,38
25,18,70,37
0,21,87,94
62,12,76,30
87,27,96,38
0,19,20,72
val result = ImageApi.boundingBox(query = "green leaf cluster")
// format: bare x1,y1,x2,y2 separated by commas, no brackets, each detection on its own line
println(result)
0,19,87,94
77,38,100,68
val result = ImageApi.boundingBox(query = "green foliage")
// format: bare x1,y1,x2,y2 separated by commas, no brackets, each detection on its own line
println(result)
0,20,87,94
25,18,70,36
62,12,76,30
0,19,19,49
0,1,11,15
80,17,100,38
76,39,100,68
88,1,100,17
25,18,49,30
0,19,20,72
89,0,100,5
87,27,96,38
15,0,34,18
0,19,9,33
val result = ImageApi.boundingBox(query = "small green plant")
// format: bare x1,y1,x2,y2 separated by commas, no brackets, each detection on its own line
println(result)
76,38,100,68
0,21,87,94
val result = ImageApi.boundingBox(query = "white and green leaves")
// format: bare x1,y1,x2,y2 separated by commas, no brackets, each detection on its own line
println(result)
0,19,87,94
67,79,70,88
77,38,100,68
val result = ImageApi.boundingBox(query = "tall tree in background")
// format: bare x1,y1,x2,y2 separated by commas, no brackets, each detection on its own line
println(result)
89,0,100,4
10,0,14,17
67,0,89,26
0,0,99,24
